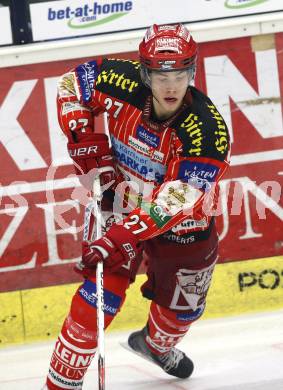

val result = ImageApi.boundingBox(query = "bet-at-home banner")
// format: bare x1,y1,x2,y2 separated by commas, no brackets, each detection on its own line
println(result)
0,7,13,45
29,0,283,41
0,33,283,292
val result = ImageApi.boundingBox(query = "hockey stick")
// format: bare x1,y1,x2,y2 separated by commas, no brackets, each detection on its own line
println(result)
93,177,105,390
83,175,105,390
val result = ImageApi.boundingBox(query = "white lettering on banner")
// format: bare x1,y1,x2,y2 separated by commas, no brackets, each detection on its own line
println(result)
205,49,283,143
0,206,38,272
36,200,80,266
0,206,29,258
0,201,80,272
44,77,72,166
0,7,12,45
0,80,47,170
217,179,262,241
231,149,283,166
0,254,37,272
0,177,80,197
217,177,283,241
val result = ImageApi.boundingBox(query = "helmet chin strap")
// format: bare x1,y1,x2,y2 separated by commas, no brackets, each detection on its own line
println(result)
152,93,161,106
151,94,164,119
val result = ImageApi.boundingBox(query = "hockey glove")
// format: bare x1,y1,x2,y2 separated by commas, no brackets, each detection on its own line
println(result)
68,133,116,189
75,224,141,277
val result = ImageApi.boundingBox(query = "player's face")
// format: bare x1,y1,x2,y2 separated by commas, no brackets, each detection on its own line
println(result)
151,70,190,120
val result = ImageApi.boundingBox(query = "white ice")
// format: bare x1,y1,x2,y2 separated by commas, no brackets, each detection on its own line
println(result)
0,310,283,390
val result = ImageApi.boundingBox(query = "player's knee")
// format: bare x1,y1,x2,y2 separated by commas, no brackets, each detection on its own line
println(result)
146,302,198,353
70,274,128,330
174,303,206,324
151,301,205,330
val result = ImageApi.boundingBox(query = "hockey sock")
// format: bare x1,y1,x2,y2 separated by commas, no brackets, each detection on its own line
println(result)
46,273,129,390
46,315,97,390
145,301,193,355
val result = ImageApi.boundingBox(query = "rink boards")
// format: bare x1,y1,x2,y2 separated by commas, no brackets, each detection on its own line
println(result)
0,31,283,347
0,255,282,347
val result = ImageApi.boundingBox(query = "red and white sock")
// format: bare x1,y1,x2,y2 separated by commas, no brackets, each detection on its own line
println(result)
46,315,97,389
145,302,192,355
46,273,129,389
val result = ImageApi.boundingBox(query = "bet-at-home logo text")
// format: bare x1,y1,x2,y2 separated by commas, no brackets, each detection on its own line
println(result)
225,0,268,9
48,1,133,29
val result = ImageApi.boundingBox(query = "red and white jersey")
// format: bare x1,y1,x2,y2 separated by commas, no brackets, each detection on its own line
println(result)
57,58,230,242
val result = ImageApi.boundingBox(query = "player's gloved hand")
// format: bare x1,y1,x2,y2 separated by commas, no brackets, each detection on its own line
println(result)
74,225,141,277
67,133,116,189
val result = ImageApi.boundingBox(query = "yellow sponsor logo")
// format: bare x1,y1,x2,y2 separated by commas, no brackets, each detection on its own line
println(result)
204,256,283,319
181,113,203,156
207,103,229,155
96,68,139,93
239,268,283,291
168,186,186,204
59,73,76,96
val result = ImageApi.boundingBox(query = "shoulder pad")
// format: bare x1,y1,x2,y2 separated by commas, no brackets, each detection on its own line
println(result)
174,87,230,161
95,58,148,106
75,60,100,103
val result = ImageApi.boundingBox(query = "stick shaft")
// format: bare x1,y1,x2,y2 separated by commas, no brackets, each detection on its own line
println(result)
96,261,105,389
92,177,105,390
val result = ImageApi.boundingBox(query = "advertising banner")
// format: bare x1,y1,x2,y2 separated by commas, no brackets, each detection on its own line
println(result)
30,0,283,41
0,33,282,293
0,6,13,45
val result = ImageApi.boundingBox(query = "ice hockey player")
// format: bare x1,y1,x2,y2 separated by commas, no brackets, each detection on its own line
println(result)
44,23,230,389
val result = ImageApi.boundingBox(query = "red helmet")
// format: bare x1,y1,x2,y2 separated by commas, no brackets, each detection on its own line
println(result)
139,23,197,72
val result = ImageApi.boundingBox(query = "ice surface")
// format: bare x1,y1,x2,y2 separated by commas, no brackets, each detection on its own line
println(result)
0,310,283,389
